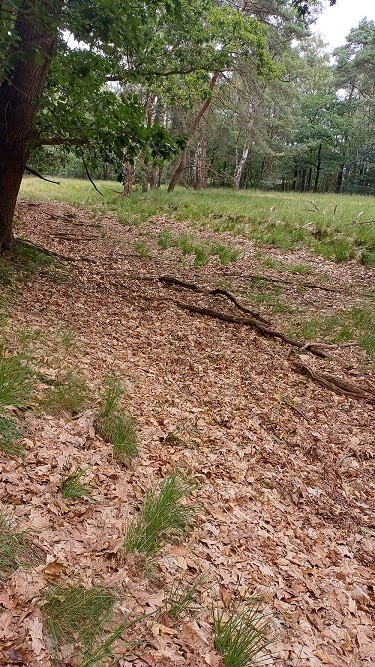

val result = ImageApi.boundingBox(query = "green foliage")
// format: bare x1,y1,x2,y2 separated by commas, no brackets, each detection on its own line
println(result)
213,598,273,667
134,240,153,259
157,230,238,266
95,376,138,464
0,355,32,408
293,305,375,358
0,416,24,456
123,473,194,557
41,372,91,415
164,576,202,619
61,468,90,500
43,586,116,650
0,514,40,578
60,328,77,350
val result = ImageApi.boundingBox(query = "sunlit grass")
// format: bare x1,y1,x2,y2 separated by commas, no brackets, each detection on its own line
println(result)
19,179,375,263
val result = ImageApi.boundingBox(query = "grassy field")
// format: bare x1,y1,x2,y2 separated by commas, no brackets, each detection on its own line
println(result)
19,178,375,264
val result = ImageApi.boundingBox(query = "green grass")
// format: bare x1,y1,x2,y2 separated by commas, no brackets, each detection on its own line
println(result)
123,473,194,557
0,239,56,286
293,305,375,358
60,328,77,350
95,376,138,464
0,514,40,578
19,179,375,264
157,230,238,267
164,576,202,619
213,598,273,667
61,468,90,499
0,355,33,408
0,416,24,456
41,371,91,415
43,585,116,651
134,240,153,259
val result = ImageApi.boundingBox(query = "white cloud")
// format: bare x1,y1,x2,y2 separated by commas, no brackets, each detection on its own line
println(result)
314,0,375,50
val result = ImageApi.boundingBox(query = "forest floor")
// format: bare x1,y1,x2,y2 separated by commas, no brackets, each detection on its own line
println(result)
0,189,374,667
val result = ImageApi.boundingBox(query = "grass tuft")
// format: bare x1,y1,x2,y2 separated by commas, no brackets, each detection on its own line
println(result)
164,576,202,619
0,355,32,408
213,597,273,667
61,468,90,499
43,585,116,650
123,473,194,557
0,416,24,456
157,230,238,267
95,376,138,464
41,371,91,415
0,514,40,578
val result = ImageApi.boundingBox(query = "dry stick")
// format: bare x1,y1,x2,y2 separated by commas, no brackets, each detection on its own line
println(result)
16,238,96,263
292,361,375,403
159,274,270,324
175,301,327,359
222,272,343,293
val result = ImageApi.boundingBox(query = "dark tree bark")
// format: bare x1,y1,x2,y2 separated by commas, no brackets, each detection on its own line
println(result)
167,73,219,192
0,0,62,251
313,142,322,193
335,163,345,194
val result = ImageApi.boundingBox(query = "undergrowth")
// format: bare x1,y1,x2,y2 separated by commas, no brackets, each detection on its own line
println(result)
213,597,273,667
43,585,116,652
293,304,375,358
0,416,24,456
164,576,202,619
61,468,90,499
95,376,138,464
123,473,194,557
0,240,56,286
0,355,32,408
0,514,40,578
41,371,91,415
157,230,238,266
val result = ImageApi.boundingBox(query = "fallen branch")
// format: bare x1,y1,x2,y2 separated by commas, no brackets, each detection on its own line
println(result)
159,275,270,324
16,238,96,263
292,361,375,403
175,302,327,358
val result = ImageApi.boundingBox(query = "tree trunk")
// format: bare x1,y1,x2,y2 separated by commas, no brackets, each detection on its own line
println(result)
167,73,220,192
122,161,134,195
335,163,345,194
193,138,207,189
313,142,322,193
234,143,250,189
0,0,62,251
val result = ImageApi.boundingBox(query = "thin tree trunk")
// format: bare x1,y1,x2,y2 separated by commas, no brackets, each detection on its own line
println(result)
122,161,134,195
167,73,220,192
0,0,62,251
335,163,345,194
234,143,250,189
313,142,322,193
193,138,207,189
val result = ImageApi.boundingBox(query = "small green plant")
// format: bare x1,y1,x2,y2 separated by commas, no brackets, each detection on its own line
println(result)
213,597,273,667
134,240,153,259
0,416,24,456
157,230,238,267
0,514,40,578
0,355,32,408
60,328,77,350
164,576,202,619
61,468,90,499
123,473,194,557
43,585,116,651
95,376,138,464
41,372,91,415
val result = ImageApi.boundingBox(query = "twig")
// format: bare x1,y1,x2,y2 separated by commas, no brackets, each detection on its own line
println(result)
81,154,103,195
159,275,270,324
306,200,319,212
175,301,327,358
292,361,375,403
23,165,60,185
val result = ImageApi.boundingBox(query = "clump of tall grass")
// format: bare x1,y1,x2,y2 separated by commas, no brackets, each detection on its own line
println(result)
157,230,238,266
95,375,138,464
213,597,274,667
41,371,91,415
164,576,202,619
123,473,194,557
0,514,41,578
61,468,90,499
0,355,32,408
0,416,24,456
43,585,116,650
